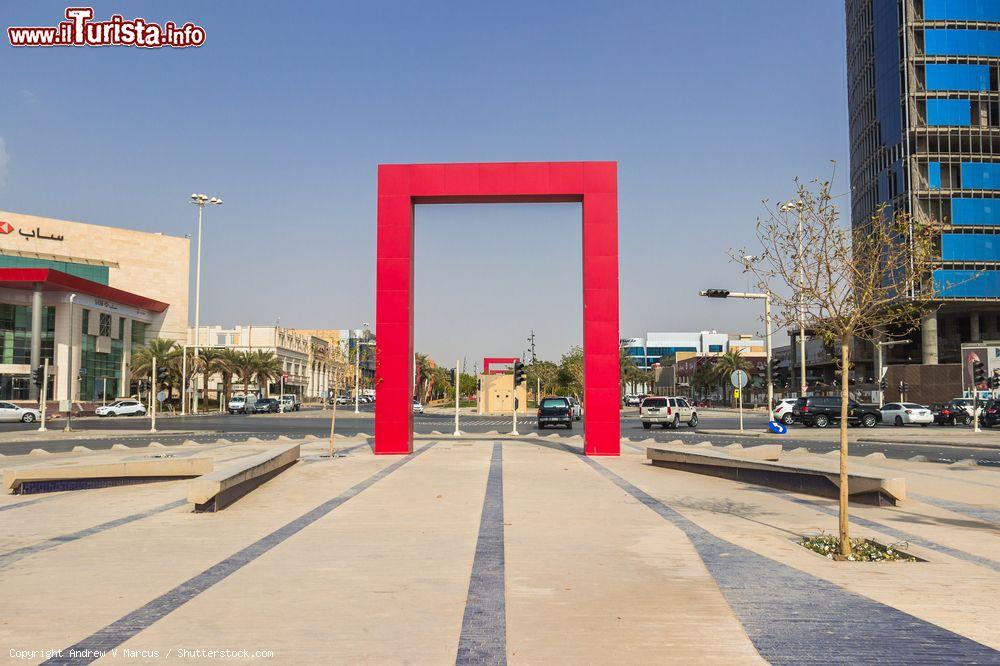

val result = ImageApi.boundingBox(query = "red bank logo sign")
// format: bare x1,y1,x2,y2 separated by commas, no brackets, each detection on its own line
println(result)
0,221,13,235
8,7,206,48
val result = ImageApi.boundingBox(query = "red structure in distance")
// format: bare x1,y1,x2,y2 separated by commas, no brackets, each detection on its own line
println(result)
482,357,520,375
375,161,620,456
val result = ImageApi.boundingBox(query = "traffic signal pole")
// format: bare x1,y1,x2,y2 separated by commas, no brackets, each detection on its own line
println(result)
150,356,158,433
454,359,461,436
38,358,48,432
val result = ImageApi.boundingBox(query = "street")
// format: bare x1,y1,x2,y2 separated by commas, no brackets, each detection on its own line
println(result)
2,406,997,466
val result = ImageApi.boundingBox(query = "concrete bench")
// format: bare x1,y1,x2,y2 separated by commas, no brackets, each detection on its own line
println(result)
4,457,213,495
646,444,906,506
188,442,300,512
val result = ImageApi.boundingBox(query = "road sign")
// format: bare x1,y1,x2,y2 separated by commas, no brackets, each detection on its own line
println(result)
156,390,168,402
767,421,787,434
78,367,87,376
283,372,289,381
730,370,748,388
733,389,740,399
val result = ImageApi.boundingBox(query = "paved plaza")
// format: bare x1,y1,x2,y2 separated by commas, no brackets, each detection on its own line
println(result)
0,435,998,664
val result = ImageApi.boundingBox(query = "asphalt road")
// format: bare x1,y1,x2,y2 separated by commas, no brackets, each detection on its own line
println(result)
1,406,998,466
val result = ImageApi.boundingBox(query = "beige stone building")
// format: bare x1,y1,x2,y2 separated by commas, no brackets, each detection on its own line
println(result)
0,210,189,406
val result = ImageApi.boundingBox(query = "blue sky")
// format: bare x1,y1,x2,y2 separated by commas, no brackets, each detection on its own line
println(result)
0,1,849,365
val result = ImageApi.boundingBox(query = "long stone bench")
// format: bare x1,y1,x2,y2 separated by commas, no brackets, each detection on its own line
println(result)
187,442,300,512
646,444,906,506
3,457,213,495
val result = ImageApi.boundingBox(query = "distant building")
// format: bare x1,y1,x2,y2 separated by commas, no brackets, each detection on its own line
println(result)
621,331,765,370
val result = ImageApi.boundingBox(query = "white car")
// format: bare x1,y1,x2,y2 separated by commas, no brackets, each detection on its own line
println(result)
228,395,257,414
772,398,797,425
0,401,41,423
412,400,424,414
335,395,351,405
881,402,933,427
567,396,583,421
640,396,698,429
95,399,146,417
279,394,301,412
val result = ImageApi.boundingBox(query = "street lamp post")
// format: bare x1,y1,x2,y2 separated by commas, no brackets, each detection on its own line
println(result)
779,200,808,397
64,293,76,432
700,289,773,409
189,193,222,415
354,322,370,414
875,338,912,407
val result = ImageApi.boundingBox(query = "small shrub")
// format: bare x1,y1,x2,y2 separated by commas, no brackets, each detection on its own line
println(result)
799,533,917,562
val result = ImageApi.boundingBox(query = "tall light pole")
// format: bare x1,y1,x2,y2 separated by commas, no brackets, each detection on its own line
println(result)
700,289,773,409
189,193,222,414
354,322,370,413
779,200,808,396
875,339,911,407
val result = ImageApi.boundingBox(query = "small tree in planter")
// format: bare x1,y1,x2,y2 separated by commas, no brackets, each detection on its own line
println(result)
736,171,942,559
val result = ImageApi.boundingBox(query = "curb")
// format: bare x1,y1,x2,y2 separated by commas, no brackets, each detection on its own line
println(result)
856,437,1000,450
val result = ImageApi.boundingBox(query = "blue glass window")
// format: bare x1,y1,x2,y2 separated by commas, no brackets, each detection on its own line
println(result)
929,162,942,189
952,198,1000,224
926,64,991,91
942,234,1000,261
708,344,723,352
961,162,1000,189
0,256,109,284
925,29,1000,57
934,269,1000,297
927,99,971,125
924,0,1000,22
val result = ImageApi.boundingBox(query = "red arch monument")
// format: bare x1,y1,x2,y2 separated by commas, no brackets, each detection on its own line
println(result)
375,161,620,455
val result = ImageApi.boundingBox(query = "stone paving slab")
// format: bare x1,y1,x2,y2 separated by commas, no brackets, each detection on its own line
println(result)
0,437,997,663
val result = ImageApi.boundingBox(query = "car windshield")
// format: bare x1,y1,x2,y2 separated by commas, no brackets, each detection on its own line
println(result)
541,398,566,408
643,398,668,408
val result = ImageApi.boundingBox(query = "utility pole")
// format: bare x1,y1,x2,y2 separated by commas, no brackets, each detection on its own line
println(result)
329,371,339,457
64,293,76,433
38,358,48,432
527,330,537,364
150,356,158,433
453,359,461,436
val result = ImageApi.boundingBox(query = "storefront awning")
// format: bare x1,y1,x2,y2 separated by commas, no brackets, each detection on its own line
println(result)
0,268,169,313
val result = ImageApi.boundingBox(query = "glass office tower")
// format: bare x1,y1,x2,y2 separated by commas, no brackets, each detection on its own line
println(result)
847,0,1000,364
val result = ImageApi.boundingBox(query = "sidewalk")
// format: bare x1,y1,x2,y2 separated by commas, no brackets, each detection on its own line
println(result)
697,426,1000,449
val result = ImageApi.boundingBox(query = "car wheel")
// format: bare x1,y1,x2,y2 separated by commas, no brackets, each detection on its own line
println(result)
781,413,795,426
688,414,699,428
565,422,572,429
920,423,928,427
961,414,972,425
672,415,681,429
862,414,877,428
21,413,35,423
642,422,651,430
894,415,903,427
814,414,830,428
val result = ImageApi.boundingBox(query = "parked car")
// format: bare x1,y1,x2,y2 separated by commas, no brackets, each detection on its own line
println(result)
981,399,1000,427
279,394,302,412
537,396,573,429
95,399,146,417
930,402,970,426
335,395,351,405
640,396,698,429
791,396,880,428
772,398,798,425
567,396,583,421
253,398,280,413
412,399,424,414
228,395,257,414
949,397,982,422
0,401,42,423
881,402,933,427
623,394,645,407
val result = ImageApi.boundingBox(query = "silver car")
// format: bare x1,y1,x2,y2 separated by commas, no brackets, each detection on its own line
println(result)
567,396,583,421
0,401,41,423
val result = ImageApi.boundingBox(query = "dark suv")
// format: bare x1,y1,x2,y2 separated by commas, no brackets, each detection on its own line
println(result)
791,396,880,428
537,397,573,429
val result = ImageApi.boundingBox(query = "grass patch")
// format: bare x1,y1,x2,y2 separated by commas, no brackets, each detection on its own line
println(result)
799,533,918,562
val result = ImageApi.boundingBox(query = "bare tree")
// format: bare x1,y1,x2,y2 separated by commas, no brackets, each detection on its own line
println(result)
735,171,941,559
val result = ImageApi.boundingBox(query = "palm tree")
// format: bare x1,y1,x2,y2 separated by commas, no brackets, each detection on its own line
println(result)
250,350,283,397
235,350,257,397
712,349,750,406
211,348,242,408
131,339,180,400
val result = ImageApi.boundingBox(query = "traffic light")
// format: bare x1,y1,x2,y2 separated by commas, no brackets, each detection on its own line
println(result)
32,365,44,388
991,374,1000,390
879,378,888,391
974,359,987,384
156,365,169,384
513,361,527,387
449,368,456,385
137,380,148,393
702,289,731,298
898,380,909,394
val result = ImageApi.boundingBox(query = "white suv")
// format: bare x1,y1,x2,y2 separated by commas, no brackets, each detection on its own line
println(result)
772,398,797,425
640,396,698,429
95,399,146,417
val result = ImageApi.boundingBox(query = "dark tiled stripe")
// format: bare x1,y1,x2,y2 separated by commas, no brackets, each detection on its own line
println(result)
456,442,507,666
754,488,1000,572
43,443,434,666
0,495,56,512
913,493,1000,526
576,454,1000,664
0,499,187,572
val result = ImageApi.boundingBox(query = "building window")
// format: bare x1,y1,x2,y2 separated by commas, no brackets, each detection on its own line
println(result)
99,312,112,337
709,344,723,352
0,304,56,364
131,321,146,348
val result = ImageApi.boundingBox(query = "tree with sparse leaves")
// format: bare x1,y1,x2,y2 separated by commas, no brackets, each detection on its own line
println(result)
735,170,945,559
